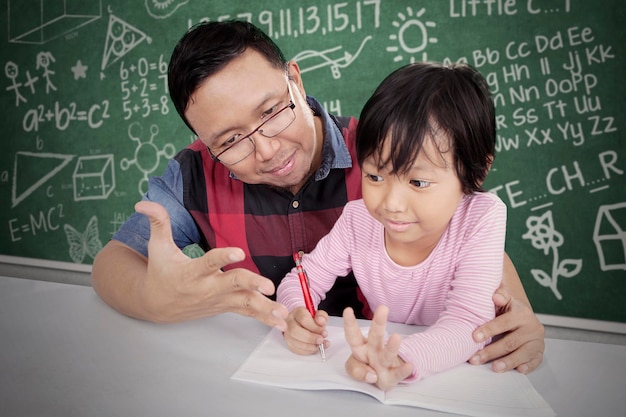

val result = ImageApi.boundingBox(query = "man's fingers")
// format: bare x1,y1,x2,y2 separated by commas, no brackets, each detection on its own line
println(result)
129,202,287,330
204,264,275,296
470,330,545,369
198,251,277,297
472,284,545,374
484,340,545,373
470,330,519,366
473,286,515,347
473,309,515,343
135,201,175,244
199,247,244,274
226,289,288,331
492,286,513,315
515,344,544,374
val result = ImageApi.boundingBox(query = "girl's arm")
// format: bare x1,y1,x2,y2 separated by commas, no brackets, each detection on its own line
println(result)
469,253,546,374
398,197,506,381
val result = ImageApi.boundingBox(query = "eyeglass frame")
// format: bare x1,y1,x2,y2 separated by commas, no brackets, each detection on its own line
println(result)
209,80,296,165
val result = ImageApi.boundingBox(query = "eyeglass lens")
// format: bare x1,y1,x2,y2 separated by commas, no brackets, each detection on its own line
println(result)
216,101,295,165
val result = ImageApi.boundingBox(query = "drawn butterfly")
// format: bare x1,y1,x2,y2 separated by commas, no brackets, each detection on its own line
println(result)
63,216,103,264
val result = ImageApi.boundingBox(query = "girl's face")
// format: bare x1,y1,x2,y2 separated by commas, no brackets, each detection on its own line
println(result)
361,132,464,266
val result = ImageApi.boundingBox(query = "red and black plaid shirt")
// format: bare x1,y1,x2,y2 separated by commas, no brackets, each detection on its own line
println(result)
176,114,369,317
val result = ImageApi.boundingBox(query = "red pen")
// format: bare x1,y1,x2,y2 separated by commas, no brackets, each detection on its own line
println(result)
293,251,326,361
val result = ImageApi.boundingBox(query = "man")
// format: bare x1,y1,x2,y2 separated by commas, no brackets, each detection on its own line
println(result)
92,20,544,374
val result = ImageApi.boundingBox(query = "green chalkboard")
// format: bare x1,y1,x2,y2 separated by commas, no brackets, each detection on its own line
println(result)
1,0,624,328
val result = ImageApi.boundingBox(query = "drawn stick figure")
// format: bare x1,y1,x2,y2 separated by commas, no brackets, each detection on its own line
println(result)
4,61,27,106
36,51,57,94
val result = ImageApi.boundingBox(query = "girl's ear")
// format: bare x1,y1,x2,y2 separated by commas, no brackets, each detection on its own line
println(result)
478,155,495,187
487,155,494,171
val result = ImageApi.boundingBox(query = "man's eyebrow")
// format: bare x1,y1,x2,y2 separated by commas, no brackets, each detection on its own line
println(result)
207,90,280,142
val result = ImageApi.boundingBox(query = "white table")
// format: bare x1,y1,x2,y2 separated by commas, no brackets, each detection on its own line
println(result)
1,276,625,417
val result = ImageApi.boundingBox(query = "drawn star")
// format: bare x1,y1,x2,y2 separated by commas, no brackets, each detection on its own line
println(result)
71,60,88,80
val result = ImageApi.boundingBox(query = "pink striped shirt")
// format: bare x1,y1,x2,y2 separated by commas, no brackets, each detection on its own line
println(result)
277,192,506,381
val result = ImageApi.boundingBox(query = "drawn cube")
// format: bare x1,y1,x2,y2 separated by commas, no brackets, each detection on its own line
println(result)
8,0,102,44
73,154,115,201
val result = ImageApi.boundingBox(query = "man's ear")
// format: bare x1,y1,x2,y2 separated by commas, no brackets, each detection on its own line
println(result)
287,60,306,97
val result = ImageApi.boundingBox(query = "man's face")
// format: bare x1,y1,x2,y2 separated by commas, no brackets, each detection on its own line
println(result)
185,49,321,192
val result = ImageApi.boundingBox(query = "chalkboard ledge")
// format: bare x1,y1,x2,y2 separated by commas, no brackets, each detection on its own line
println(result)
0,255,91,287
1,255,625,340
538,313,626,335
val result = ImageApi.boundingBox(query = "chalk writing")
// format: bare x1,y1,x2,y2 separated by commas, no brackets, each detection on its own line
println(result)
0,0,623,324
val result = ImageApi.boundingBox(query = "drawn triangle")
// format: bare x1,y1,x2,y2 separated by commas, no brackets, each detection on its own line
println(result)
101,14,152,71
12,152,74,208
597,204,626,236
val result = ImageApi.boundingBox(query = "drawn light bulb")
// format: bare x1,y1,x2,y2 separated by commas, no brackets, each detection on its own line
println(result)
386,7,437,63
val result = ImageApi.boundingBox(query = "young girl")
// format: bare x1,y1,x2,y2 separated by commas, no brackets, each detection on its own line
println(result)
277,62,506,390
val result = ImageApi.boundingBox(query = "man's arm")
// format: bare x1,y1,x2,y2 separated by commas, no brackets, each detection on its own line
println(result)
470,252,545,373
91,201,288,329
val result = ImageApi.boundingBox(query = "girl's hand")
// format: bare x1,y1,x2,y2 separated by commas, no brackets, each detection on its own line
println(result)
283,307,329,355
343,305,414,391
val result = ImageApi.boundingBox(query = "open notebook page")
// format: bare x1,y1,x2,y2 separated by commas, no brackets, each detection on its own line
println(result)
232,325,555,417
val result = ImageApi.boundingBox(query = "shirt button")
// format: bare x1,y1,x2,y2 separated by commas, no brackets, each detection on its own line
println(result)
292,200,300,209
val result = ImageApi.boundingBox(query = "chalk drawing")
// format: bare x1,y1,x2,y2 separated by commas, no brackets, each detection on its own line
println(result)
292,36,371,79
522,210,583,300
12,152,74,208
7,0,102,44
101,11,152,72
386,7,437,63
120,122,176,195
145,0,189,19
64,216,103,263
594,202,626,272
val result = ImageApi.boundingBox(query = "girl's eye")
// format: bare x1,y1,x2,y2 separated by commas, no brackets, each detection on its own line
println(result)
365,173,383,182
410,179,431,189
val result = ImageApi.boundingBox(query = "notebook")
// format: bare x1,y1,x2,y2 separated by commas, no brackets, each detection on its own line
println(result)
232,325,555,417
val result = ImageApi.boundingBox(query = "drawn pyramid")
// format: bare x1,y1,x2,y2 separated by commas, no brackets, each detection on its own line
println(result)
101,14,151,71
12,152,74,208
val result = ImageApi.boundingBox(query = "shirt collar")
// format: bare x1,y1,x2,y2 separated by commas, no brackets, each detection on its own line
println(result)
306,96,352,181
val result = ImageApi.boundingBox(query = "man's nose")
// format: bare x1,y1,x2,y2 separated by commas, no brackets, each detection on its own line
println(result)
253,134,280,161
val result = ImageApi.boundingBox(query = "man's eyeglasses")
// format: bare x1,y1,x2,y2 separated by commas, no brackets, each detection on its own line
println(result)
210,82,296,165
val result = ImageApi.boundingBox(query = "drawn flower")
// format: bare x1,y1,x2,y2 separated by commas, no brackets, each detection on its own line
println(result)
522,210,582,300
522,211,563,255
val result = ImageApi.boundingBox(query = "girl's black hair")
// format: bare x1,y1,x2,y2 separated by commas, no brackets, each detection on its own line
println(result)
356,62,496,194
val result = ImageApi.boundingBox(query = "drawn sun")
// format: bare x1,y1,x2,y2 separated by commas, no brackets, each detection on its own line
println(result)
386,7,437,63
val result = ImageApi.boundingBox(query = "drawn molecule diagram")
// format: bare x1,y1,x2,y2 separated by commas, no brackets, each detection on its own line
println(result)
121,121,175,195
